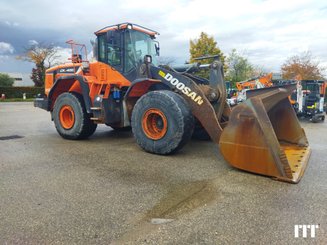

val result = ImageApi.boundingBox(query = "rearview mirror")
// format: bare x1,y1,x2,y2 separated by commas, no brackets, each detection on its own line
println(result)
154,42,160,56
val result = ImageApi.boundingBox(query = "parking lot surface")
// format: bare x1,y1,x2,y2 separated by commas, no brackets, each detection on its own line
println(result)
0,102,326,244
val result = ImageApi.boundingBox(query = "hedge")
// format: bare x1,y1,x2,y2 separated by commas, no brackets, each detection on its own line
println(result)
0,86,44,99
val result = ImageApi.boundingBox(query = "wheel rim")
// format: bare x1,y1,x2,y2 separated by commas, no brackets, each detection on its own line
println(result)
142,108,168,140
59,105,75,129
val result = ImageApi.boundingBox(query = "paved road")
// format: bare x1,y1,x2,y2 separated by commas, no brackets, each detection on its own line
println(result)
0,102,326,244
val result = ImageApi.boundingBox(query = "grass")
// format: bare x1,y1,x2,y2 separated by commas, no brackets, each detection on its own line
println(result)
0,98,35,102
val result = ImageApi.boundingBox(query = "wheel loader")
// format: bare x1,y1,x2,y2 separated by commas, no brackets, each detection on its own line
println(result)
298,80,326,122
34,23,311,183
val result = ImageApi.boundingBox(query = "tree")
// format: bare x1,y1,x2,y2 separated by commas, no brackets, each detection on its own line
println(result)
0,73,14,87
189,32,225,78
30,64,45,87
281,51,325,80
17,42,59,87
225,49,255,87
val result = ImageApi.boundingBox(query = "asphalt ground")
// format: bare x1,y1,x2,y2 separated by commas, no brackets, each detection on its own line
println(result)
0,102,326,244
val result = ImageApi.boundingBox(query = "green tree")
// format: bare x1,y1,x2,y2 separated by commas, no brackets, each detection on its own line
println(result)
281,51,325,80
225,49,255,87
17,42,59,87
189,32,225,78
0,73,14,87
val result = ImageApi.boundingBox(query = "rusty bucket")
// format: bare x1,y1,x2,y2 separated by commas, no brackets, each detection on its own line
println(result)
219,84,311,183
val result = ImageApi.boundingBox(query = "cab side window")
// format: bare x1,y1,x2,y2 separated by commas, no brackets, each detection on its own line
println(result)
107,31,121,67
98,34,106,63
97,31,122,68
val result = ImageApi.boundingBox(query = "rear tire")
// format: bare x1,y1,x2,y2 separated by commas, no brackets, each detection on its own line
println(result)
53,92,97,139
131,91,194,155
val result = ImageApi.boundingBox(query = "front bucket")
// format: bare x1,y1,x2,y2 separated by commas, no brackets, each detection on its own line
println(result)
219,84,311,183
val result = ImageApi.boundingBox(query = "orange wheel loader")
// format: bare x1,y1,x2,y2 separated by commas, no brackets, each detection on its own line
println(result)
34,23,311,183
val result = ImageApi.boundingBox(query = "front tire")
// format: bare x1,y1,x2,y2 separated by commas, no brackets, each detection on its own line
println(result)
131,91,194,155
53,92,97,139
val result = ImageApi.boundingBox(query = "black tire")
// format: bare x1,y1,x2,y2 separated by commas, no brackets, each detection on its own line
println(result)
131,90,194,155
312,115,319,123
53,92,97,140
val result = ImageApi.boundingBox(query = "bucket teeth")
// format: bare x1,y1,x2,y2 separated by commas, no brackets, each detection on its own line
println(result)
279,150,293,179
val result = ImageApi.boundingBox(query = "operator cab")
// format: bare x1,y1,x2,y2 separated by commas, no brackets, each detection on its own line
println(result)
302,80,322,105
94,23,160,81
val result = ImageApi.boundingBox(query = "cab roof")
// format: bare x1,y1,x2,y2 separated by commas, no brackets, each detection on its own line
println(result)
95,23,159,37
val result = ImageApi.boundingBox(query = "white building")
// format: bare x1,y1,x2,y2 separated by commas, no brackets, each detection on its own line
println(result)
1,72,34,86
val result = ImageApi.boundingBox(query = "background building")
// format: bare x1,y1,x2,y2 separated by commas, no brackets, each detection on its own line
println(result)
1,72,34,86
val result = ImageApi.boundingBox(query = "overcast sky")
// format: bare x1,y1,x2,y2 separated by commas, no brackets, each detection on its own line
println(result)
0,0,326,75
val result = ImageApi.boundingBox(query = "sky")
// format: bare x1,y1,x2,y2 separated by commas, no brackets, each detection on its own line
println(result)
0,0,326,75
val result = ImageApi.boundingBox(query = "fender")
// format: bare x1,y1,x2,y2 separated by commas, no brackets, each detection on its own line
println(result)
124,78,165,98
124,78,169,117
48,75,92,113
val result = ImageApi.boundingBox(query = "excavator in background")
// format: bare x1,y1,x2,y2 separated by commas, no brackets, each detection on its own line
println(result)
235,73,273,102
236,73,273,91
34,23,311,183
282,78,326,122
297,80,326,122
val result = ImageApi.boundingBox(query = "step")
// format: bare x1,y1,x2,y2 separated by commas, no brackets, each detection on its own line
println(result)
90,107,102,111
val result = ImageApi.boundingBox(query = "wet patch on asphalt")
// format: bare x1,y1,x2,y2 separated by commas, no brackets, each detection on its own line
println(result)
0,135,24,140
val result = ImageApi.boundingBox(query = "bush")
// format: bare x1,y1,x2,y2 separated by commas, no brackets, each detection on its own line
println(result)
0,73,15,87
0,86,44,99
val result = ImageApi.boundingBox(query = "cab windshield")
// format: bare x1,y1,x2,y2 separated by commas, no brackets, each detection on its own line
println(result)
124,30,158,73
303,82,319,94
